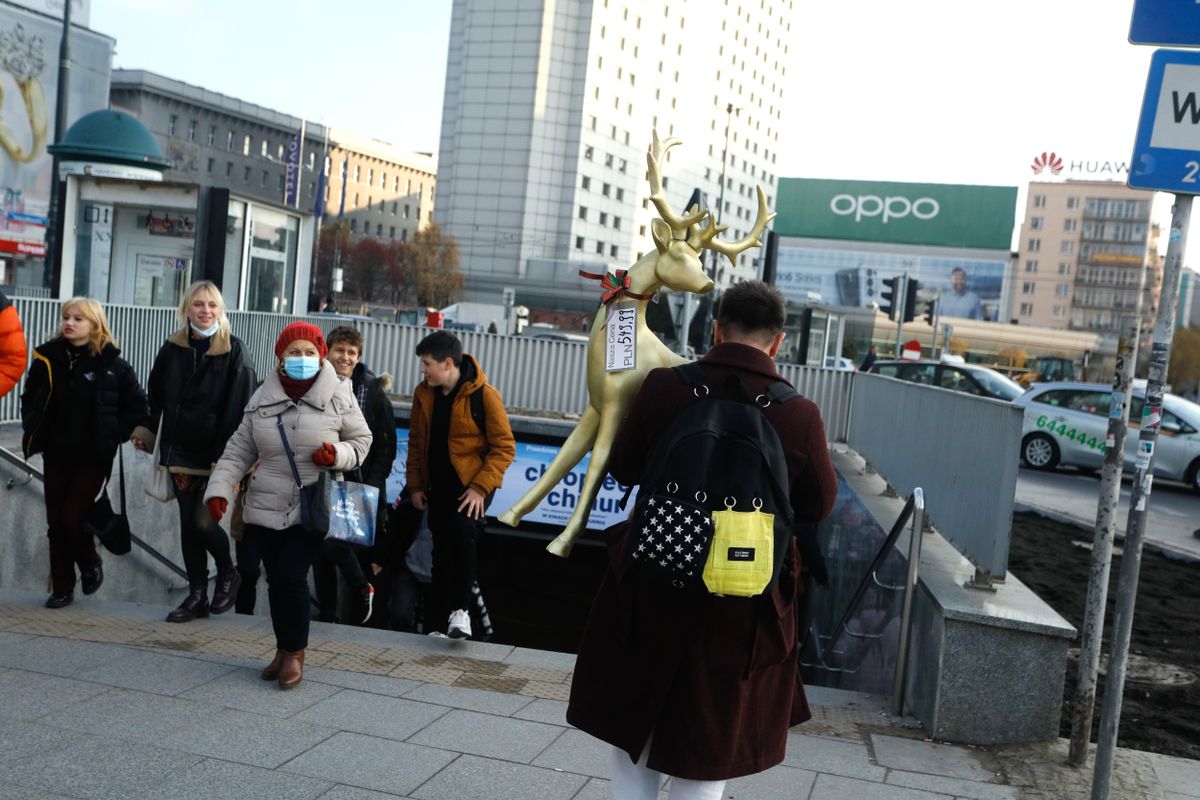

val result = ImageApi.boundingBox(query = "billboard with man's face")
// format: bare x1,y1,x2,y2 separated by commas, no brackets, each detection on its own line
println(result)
774,248,1007,321
771,178,1016,321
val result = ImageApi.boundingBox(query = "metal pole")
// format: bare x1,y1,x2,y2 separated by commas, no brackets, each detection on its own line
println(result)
43,0,73,296
929,293,941,359
1068,313,1141,767
892,487,925,716
1091,193,1190,799
894,274,908,357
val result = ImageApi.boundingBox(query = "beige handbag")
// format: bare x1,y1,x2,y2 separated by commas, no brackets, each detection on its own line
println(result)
145,419,175,503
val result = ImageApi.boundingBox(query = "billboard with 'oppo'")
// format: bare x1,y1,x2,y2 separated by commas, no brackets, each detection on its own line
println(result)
773,178,1017,250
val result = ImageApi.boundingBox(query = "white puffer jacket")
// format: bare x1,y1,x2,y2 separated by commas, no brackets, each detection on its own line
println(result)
206,362,373,531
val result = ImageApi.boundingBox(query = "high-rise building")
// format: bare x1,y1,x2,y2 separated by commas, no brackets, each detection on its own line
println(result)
435,0,795,311
1013,180,1162,337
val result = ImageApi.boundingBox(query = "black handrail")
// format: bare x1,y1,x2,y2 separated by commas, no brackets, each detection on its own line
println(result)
0,442,190,582
811,491,912,666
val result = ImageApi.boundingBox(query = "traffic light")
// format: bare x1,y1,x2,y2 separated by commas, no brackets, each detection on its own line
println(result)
902,278,920,322
924,298,937,326
880,276,900,320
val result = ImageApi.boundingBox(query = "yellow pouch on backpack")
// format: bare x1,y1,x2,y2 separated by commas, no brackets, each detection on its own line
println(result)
703,505,775,597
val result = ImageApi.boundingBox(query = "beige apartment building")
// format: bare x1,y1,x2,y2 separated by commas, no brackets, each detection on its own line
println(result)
1014,180,1161,336
323,129,436,243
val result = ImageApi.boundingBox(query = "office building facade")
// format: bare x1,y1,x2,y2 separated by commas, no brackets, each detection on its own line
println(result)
435,0,795,310
109,69,324,313
1014,180,1162,336
322,129,436,245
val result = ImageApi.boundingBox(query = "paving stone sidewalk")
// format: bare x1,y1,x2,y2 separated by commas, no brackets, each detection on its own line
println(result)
0,591,1195,800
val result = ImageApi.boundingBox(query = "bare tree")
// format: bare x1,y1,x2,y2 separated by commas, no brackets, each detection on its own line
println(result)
410,223,464,308
345,237,392,302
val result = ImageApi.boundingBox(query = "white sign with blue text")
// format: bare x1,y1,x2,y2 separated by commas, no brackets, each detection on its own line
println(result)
1131,49,1200,194
386,429,637,532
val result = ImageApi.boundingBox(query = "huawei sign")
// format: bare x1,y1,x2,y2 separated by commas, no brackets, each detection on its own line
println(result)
1031,152,1064,175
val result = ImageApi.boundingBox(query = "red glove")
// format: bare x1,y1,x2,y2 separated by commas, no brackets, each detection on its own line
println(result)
207,497,228,524
312,442,337,467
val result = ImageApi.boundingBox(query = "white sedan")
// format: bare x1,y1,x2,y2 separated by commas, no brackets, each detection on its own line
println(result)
1012,381,1200,492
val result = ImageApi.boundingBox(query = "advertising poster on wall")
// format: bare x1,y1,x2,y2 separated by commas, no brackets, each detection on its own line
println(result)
0,4,111,286
774,248,1008,321
386,429,636,532
771,178,1016,321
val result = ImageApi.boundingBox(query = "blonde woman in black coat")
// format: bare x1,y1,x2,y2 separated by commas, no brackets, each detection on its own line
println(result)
22,298,149,609
138,281,255,622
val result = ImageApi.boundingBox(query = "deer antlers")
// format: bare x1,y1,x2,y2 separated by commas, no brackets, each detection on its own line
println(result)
647,131,707,237
689,186,777,266
646,130,776,264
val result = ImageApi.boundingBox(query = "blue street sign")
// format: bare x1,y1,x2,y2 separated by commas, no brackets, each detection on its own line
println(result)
1130,49,1200,194
1130,0,1200,47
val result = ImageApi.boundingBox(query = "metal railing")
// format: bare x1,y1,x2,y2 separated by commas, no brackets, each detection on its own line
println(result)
847,372,1022,581
0,442,190,582
1,298,855,442
801,488,925,714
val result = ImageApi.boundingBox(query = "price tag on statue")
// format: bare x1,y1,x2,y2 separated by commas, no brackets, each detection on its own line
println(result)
605,300,637,372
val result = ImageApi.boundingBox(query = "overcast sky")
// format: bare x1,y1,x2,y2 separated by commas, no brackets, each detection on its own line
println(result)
90,0,1195,253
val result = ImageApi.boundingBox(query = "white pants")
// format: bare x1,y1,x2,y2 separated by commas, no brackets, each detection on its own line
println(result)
610,743,727,800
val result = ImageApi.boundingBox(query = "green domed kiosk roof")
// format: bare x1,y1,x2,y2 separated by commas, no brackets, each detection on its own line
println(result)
48,109,172,170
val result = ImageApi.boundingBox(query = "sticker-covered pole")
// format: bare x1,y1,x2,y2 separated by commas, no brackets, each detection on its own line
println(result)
1091,193,1190,800
1067,310,1140,767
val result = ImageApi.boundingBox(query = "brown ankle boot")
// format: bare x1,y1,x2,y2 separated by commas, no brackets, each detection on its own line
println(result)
261,650,285,681
277,650,305,690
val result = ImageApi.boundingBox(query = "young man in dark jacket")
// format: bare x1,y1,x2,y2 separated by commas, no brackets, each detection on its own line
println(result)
317,326,398,624
567,281,838,797
407,331,515,639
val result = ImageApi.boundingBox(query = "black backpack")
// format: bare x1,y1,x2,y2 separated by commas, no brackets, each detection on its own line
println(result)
626,362,797,597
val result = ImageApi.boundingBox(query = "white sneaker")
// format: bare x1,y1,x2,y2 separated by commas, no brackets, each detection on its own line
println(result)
447,609,472,640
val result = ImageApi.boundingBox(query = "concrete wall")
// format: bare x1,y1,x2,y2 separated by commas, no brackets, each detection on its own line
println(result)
832,448,1075,745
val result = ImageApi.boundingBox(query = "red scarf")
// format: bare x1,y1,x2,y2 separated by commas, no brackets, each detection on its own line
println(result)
278,370,318,403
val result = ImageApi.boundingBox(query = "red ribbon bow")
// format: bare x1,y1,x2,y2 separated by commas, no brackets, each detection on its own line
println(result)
579,269,653,306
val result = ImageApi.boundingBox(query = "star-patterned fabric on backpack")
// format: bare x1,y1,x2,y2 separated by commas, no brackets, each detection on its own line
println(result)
630,494,714,588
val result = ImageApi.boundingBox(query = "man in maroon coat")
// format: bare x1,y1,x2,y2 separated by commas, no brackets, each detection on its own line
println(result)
567,280,838,799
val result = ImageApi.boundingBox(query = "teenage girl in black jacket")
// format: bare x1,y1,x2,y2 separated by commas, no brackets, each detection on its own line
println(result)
21,298,149,609
140,281,255,623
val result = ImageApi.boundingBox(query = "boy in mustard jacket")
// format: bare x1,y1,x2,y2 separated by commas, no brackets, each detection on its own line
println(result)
407,331,515,638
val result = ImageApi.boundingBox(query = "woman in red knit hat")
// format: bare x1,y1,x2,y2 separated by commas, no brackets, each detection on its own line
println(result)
205,321,373,689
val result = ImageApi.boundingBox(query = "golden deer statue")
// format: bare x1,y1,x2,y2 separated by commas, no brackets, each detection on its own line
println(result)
497,131,775,557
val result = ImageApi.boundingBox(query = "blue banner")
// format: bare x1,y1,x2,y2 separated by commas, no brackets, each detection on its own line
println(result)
283,129,301,207
386,429,637,532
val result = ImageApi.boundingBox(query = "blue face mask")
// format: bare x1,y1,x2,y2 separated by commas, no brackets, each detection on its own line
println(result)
283,356,320,380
